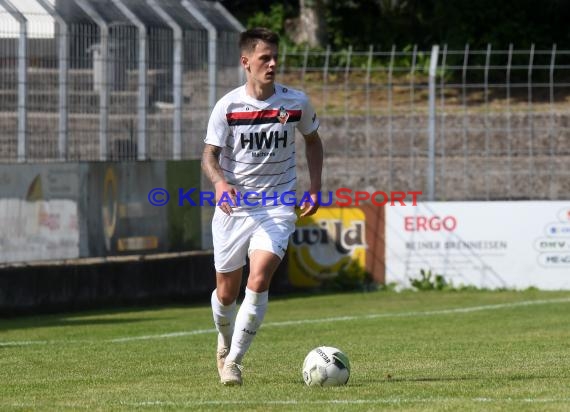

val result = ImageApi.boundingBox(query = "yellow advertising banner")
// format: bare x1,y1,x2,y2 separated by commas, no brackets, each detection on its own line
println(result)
288,208,367,287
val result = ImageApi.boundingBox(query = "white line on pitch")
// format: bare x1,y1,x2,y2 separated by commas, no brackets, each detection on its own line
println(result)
1,297,569,347
119,397,570,407
5,397,570,409
110,328,214,343
111,297,570,343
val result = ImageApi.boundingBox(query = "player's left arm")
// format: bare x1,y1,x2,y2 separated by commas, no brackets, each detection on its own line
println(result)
300,130,323,217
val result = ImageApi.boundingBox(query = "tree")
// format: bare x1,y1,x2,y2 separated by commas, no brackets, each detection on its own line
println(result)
286,0,327,47
220,0,570,49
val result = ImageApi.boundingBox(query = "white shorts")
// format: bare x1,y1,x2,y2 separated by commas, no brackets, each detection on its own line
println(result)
211,208,297,273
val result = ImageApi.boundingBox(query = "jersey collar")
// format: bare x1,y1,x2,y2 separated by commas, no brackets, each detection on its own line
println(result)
240,83,281,108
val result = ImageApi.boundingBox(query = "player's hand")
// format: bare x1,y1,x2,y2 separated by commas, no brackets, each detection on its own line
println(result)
215,181,237,215
300,192,319,217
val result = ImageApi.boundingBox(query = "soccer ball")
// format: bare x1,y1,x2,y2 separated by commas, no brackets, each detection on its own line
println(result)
302,346,350,386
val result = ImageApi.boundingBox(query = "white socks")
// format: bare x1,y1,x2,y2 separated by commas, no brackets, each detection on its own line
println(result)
211,289,237,349
226,288,268,365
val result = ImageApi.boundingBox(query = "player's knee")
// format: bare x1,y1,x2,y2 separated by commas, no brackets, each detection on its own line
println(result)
219,295,236,306
216,288,238,306
247,273,270,292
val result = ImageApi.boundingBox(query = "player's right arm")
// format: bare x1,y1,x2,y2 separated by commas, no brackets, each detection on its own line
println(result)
201,144,236,215
203,95,239,215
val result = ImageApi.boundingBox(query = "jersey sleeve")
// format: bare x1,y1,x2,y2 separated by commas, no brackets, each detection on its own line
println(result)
204,100,229,147
297,94,320,136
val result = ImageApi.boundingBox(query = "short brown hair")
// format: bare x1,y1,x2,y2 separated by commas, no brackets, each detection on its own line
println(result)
239,27,280,54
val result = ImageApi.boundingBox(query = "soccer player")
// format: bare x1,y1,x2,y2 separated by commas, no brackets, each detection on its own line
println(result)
201,27,323,386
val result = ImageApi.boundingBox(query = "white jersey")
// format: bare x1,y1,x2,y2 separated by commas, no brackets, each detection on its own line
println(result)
205,83,319,216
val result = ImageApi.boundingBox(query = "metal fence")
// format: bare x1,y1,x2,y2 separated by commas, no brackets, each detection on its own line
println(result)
0,0,243,163
0,6,569,200
281,44,570,201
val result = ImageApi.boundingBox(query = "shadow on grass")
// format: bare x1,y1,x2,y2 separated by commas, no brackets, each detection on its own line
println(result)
0,314,169,332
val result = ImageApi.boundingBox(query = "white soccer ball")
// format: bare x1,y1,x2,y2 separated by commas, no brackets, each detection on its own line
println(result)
302,346,351,386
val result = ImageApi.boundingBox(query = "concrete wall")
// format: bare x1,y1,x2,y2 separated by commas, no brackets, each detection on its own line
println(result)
0,251,296,316
0,252,215,315
298,112,570,200
0,160,201,264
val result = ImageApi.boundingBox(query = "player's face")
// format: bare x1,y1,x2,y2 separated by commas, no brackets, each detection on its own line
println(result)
242,40,278,87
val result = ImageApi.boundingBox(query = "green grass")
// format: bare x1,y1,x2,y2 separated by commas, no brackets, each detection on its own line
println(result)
1,290,570,411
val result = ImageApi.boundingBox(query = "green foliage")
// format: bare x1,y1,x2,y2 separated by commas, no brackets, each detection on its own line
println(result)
398,45,431,74
320,260,376,292
323,0,570,50
409,269,451,291
407,269,544,292
246,3,288,39
376,281,399,292
226,0,570,50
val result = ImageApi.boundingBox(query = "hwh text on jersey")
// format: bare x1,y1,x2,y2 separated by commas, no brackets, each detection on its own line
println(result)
240,130,288,150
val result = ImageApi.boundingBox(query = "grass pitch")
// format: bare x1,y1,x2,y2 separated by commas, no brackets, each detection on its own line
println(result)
1,290,570,411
